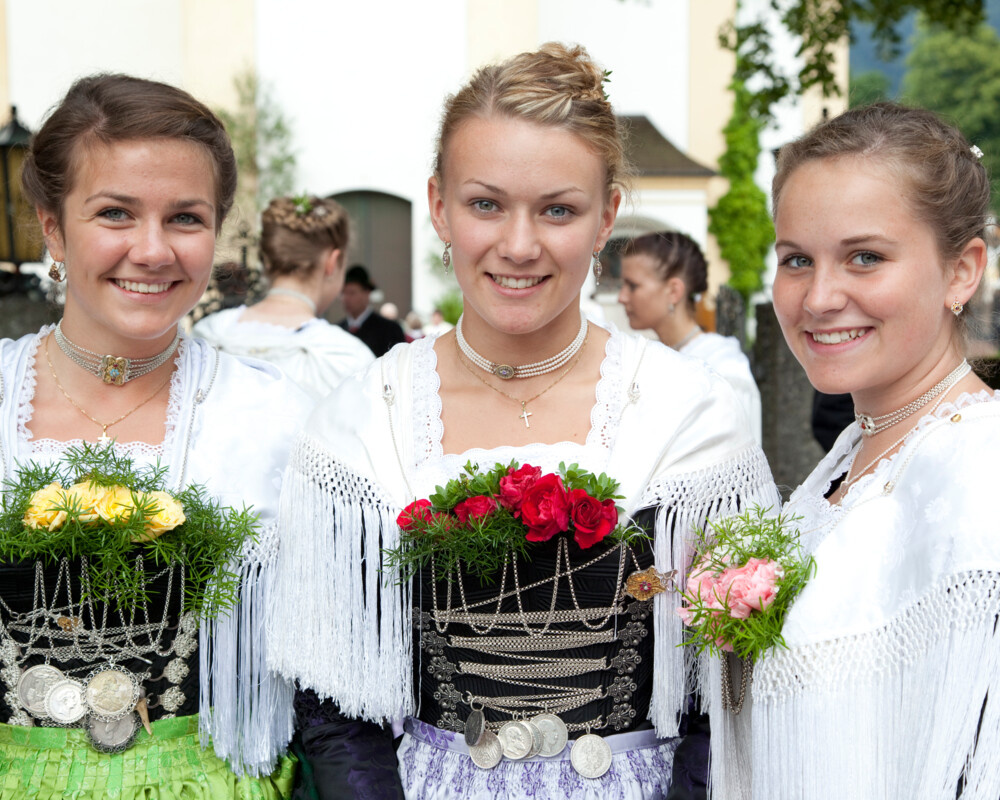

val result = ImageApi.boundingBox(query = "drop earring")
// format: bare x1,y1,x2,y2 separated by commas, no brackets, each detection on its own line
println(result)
442,241,452,275
592,249,603,284
48,261,65,283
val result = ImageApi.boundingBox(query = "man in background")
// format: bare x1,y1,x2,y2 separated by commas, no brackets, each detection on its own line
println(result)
338,265,406,357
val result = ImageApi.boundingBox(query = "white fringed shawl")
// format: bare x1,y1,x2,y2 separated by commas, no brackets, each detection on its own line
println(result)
712,396,1000,800
267,332,779,736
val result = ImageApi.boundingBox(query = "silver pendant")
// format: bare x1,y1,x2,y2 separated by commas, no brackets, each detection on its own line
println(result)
464,708,486,747
44,679,87,724
531,713,569,757
570,733,612,779
523,718,543,758
87,711,139,753
497,720,533,760
16,664,65,718
84,665,140,721
469,729,503,769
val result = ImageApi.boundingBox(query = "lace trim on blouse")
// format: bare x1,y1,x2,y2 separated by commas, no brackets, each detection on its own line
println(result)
409,327,624,475
17,327,186,461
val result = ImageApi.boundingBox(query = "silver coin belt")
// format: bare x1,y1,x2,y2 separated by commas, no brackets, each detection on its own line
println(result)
0,556,195,752
417,539,651,775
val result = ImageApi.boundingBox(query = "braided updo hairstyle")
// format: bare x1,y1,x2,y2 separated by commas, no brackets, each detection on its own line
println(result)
434,42,631,195
773,102,990,265
259,196,350,278
622,231,708,312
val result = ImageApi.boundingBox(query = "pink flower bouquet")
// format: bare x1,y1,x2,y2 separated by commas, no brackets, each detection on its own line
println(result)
676,507,814,659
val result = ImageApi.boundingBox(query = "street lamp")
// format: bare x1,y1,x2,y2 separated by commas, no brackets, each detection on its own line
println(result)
0,105,35,269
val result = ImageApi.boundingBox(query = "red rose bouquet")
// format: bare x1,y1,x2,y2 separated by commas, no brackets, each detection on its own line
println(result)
384,461,644,581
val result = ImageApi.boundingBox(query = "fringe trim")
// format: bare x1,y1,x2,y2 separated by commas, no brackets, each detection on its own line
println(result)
638,446,779,738
267,434,413,723
728,571,1000,799
199,521,294,777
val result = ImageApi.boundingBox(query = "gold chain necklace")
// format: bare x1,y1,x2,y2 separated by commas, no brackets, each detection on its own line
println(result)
457,328,589,428
45,336,174,444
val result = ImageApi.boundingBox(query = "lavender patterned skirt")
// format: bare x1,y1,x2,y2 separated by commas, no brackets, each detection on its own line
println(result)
398,718,678,799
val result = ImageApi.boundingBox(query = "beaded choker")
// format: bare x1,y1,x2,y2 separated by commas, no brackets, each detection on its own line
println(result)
53,321,181,386
455,314,589,380
854,360,971,437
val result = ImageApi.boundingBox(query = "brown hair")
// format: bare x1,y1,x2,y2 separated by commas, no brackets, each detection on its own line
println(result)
21,73,237,231
259,196,350,277
433,42,631,195
623,231,707,311
773,102,990,263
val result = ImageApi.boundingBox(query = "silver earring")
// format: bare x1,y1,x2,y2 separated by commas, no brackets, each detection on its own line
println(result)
592,249,602,284
951,297,964,316
48,261,65,283
442,241,452,274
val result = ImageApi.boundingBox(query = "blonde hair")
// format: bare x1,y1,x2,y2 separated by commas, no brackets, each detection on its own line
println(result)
434,42,631,195
259,196,350,278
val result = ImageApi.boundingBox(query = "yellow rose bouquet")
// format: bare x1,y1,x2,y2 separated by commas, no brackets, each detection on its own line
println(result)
0,443,257,614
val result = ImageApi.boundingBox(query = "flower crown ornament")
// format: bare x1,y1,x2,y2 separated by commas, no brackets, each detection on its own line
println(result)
384,461,648,582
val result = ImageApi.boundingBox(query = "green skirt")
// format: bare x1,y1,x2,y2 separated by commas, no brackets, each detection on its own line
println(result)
0,715,296,799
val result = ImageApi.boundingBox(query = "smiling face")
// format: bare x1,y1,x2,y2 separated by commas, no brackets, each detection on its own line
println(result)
41,137,217,353
773,156,975,410
429,115,619,345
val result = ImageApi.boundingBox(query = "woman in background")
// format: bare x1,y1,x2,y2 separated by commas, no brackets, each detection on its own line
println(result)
618,231,761,443
194,195,373,400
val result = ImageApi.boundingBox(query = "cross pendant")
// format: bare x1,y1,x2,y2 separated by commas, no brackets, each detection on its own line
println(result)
98,428,111,445
519,402,532,428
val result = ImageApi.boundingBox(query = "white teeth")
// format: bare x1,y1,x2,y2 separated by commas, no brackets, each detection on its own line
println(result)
811,328,865,344
492,274,543,290
114,280,171,294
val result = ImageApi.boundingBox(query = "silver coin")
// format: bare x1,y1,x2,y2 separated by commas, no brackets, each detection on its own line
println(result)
570,733,613,779
87,712,139,753
84,666,139,721
16,664,64,718
497,720,532,760
523,719,543,758
468,729,503,769
464,708,486,747
531,713,569,757
44,679,86,724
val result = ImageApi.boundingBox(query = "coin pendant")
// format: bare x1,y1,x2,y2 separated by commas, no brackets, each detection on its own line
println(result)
464,708,486,747
44,679,86,724
84,666,139,721
468,729,503,769
497,720,532,760
531,713,569,757
523,719,543,758
87,712,139,753
570,733,613,779
16,664,65,718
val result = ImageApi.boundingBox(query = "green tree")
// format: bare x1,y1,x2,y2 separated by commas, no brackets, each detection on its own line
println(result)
849,69,891,107
709,80,774,303
903,20,1000,196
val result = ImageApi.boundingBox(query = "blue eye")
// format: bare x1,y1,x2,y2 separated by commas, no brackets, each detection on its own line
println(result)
780,254,812,269
852,251,881,266
546,205,571,219
99,208,129,222
173,212,204,226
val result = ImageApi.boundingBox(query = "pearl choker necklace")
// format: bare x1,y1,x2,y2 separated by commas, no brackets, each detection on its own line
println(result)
267,287,317,314
455,314,589,380
53,321,181,386
855,359,971,437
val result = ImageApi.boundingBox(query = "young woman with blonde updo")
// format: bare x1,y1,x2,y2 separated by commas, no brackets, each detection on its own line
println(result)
194,196,374,400
269,43,777,800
